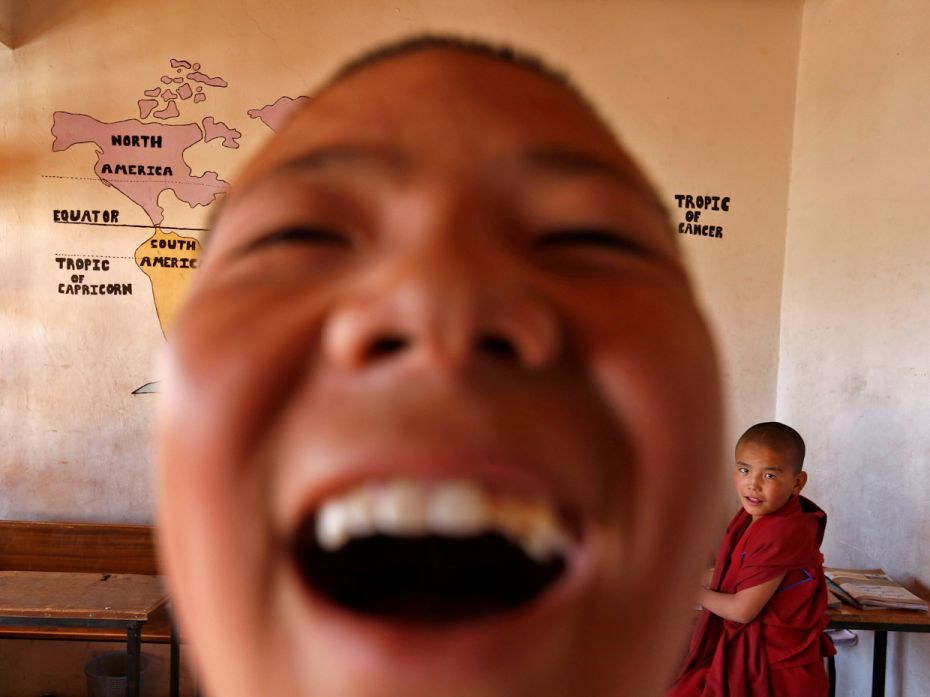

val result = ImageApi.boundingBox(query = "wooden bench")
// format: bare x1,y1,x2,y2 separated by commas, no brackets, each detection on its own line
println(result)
0,520,172,643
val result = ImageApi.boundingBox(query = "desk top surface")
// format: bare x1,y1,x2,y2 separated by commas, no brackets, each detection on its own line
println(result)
0,570,167,621
827,602,930,630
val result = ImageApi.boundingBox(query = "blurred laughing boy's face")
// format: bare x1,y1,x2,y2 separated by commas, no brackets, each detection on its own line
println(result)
157,44,723,697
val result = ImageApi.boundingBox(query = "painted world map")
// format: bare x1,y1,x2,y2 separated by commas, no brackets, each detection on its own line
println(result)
50,58,309,392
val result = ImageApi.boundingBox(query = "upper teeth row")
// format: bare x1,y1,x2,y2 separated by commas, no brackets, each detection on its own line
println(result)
315,478,573,562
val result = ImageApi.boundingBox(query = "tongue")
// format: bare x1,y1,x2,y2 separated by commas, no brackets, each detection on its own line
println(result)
293,525,566,623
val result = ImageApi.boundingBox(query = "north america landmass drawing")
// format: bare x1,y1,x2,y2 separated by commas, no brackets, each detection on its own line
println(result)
50,58,309,392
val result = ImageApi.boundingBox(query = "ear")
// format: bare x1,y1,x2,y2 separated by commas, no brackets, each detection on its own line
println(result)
792,470,808,495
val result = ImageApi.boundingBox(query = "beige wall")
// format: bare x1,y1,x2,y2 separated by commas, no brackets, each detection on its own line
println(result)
0,0,801,526
780,1,930,695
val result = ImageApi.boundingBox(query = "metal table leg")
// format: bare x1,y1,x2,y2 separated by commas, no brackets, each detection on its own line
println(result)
871,630,887,697
126,621,142,697
171,624,180,697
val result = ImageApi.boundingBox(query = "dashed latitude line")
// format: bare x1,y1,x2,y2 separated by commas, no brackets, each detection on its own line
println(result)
55,254,136,260
41,174,225,189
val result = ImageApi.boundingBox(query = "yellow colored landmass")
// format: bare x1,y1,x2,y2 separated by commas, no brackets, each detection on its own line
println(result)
134,227,201,336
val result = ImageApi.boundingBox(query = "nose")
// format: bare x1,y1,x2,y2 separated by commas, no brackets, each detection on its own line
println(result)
322,253,560,373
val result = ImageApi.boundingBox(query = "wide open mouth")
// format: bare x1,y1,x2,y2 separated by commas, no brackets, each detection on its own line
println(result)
291,479,575,624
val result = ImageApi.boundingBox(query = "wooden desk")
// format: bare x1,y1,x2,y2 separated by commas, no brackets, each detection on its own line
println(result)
0,571,169,697
826,603,930,697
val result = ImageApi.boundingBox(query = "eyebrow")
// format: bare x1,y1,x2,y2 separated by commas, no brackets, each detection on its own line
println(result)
210,146,408,239
269,145,409,179
736,461,784,472
522,147,639,184
520,147,669,215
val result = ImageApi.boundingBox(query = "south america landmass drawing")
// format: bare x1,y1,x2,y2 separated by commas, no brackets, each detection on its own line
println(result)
50,58,310,393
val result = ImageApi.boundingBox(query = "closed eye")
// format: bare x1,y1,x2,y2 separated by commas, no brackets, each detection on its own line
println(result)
535,229,648,256
246,226,352,252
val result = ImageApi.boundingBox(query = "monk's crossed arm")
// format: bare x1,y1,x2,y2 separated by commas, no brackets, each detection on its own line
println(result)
699,573,786,624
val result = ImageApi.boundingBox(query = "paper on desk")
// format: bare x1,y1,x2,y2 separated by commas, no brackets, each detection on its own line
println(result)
825,568,929,612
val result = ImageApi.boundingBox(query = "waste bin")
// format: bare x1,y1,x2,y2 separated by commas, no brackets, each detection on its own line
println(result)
85,651,152,697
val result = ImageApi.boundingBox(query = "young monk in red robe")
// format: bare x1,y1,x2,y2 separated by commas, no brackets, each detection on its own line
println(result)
669,422,835,697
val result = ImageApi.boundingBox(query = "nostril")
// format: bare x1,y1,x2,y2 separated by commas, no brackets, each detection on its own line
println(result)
476,333,518,362
365,336,409,362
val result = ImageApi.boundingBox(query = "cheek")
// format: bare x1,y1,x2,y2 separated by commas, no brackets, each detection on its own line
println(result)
572,281,724,579
592,289,721,491
156,277,339,691
567,288,724,697
165,276,335,470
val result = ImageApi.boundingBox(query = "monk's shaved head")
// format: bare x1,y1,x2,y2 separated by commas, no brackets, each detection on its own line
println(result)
328,34,579,99
737,422,806,474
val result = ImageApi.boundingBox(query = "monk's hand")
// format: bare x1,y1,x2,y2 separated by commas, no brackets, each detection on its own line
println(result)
701,567,714,589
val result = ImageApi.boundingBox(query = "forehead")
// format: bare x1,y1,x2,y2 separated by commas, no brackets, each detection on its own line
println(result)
735,441,789,468
234,48,655,198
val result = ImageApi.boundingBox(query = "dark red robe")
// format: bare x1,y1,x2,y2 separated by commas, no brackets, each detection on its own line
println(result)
668,495,835,697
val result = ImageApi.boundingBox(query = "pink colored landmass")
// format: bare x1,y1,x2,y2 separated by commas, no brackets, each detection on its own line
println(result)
160,76,172,84
154,101,180,120
144,87,161,97
193,93,206,104
138,99,159,119
162,89,178,100
171,58,192,69
247,96,311,133
177,83,193,100
51,111,228,225
202,117,241,149
172,77,184,84
187,71,227,87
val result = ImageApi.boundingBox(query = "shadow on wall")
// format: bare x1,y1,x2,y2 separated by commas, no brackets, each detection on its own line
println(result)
815,394,921,569
5,0,127,49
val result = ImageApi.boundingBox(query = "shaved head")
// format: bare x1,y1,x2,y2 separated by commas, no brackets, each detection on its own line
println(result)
329,34,579,100
737,422,806,474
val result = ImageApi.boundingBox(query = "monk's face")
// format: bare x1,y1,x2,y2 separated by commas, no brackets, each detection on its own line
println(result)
156,48,722,697
733,442,807,521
